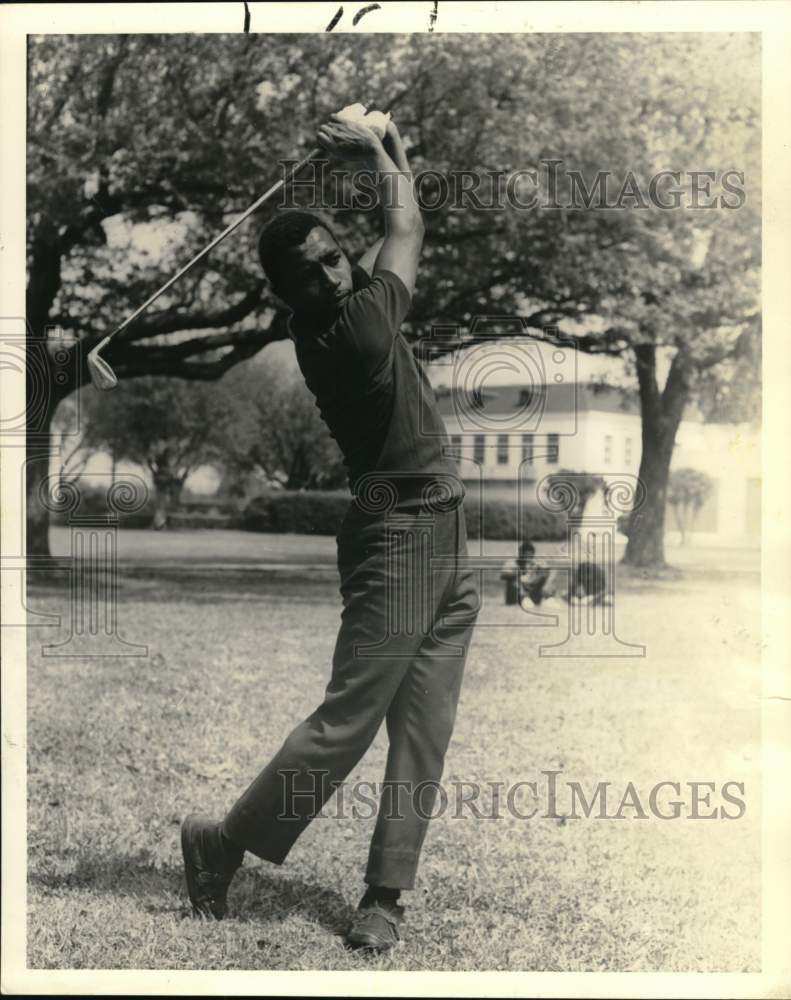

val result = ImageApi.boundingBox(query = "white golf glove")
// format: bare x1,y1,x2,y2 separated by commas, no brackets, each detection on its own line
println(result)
335,102,391,139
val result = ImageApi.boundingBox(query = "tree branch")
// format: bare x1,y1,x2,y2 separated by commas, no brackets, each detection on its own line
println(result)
95,37,130,119
119,281,267,342
91,316,289,383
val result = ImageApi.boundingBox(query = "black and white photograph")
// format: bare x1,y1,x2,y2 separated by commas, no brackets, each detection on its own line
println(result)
1,2,789,996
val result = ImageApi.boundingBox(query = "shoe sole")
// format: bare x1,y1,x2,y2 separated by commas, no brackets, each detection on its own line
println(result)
345,933,398,953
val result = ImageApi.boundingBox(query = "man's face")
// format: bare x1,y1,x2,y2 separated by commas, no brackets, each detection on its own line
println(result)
277,227,353,323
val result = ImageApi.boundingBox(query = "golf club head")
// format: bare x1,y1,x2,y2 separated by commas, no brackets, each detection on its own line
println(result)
87,347,118,391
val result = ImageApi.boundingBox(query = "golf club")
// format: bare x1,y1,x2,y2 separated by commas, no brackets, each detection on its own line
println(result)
86,145,322,390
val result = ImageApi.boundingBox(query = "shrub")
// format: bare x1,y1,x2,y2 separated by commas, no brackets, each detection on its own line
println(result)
242,490,351,535
462,495,566,541
49,485,243,530
242,490,566,541
49,483,157,527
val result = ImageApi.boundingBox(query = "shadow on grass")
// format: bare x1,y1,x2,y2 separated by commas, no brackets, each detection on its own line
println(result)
231,866,354,937
29,848,353,937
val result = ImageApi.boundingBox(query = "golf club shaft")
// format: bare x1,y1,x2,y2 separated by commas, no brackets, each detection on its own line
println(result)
97,146,322,351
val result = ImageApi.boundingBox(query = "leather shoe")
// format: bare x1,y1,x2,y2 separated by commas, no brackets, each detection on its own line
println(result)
345,899,404,951
181,813,239,920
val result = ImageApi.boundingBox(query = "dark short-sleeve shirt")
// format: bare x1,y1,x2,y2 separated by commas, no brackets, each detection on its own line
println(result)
293,269,464,512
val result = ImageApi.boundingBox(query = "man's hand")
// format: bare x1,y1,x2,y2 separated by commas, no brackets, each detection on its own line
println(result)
382,119,411,176
316,115,383,161
384,118,400,143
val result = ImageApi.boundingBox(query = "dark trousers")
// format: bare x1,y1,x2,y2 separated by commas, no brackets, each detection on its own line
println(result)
222,500,479,889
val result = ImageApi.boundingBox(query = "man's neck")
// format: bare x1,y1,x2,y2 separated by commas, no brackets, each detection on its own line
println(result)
290,264,373,341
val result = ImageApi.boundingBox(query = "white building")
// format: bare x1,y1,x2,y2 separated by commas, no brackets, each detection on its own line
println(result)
435,382,760,544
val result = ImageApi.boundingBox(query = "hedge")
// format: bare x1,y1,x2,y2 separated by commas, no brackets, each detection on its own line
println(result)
462,495,566,542
48,484,242,529
242,490,351,535
50,484,568,541
241,490,566,542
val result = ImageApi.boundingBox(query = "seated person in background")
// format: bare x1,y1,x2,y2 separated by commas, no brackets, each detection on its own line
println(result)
520,553,610,609
500,539,544,605
569,560,608,605
516,541,554,607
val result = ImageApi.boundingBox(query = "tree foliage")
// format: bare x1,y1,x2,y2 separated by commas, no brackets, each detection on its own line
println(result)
546,469,606,519
220,363,348,493
79,378,232,526
667,467,714,545
27,33,760,563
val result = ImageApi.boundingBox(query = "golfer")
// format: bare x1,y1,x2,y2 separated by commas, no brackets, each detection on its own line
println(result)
181,112,480,952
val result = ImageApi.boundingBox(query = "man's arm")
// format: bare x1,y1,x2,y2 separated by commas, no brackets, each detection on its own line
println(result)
317,116,424,296
357,235,384,278
366,119,424,295
356,122,422,281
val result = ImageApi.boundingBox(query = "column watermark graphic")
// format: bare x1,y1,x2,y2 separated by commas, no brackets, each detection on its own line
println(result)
348,471,473,658
531,472,646,657
36,474,149,658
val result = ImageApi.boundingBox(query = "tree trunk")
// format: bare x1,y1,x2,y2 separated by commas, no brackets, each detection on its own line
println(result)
151,472,184,530
624,435,675,566
622,343,690,569
26,429,54,557
25,345,63,558
26,227,69,558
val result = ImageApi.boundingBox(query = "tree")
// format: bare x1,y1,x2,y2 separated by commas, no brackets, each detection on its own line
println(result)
26,34,314,553
26,33,759,566
546,469,605,519
221,363,348,492
402,33,760,568
667,468,713,546
79,377,232,528
50,395,90,486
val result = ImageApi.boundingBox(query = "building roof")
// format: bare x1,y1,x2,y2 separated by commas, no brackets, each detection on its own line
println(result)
434,382,642,418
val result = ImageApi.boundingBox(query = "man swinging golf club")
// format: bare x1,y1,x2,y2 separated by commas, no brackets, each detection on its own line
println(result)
181,109,480,953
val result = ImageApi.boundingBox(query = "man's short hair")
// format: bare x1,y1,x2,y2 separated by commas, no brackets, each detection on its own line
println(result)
257,210,337,288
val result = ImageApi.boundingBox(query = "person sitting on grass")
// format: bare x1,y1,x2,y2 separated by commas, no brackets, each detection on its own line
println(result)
515,540,554,608
500,538,543,605
518,546,610,609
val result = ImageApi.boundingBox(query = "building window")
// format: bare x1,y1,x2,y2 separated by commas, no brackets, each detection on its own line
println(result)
473,434,486,465
624,437,632,464
521,433,534,464
496,435,509,465
547,433,559,464
604,435,613,464
450,434,462,450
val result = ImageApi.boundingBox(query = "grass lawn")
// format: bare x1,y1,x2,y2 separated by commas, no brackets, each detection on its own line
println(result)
49,525,761,575
26,540,761,971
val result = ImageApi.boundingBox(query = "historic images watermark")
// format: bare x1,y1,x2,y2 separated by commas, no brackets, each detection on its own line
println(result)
278,158,748,213
275,769,748,823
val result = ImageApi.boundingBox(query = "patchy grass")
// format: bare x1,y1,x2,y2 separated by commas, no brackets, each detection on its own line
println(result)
26,559,761,971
